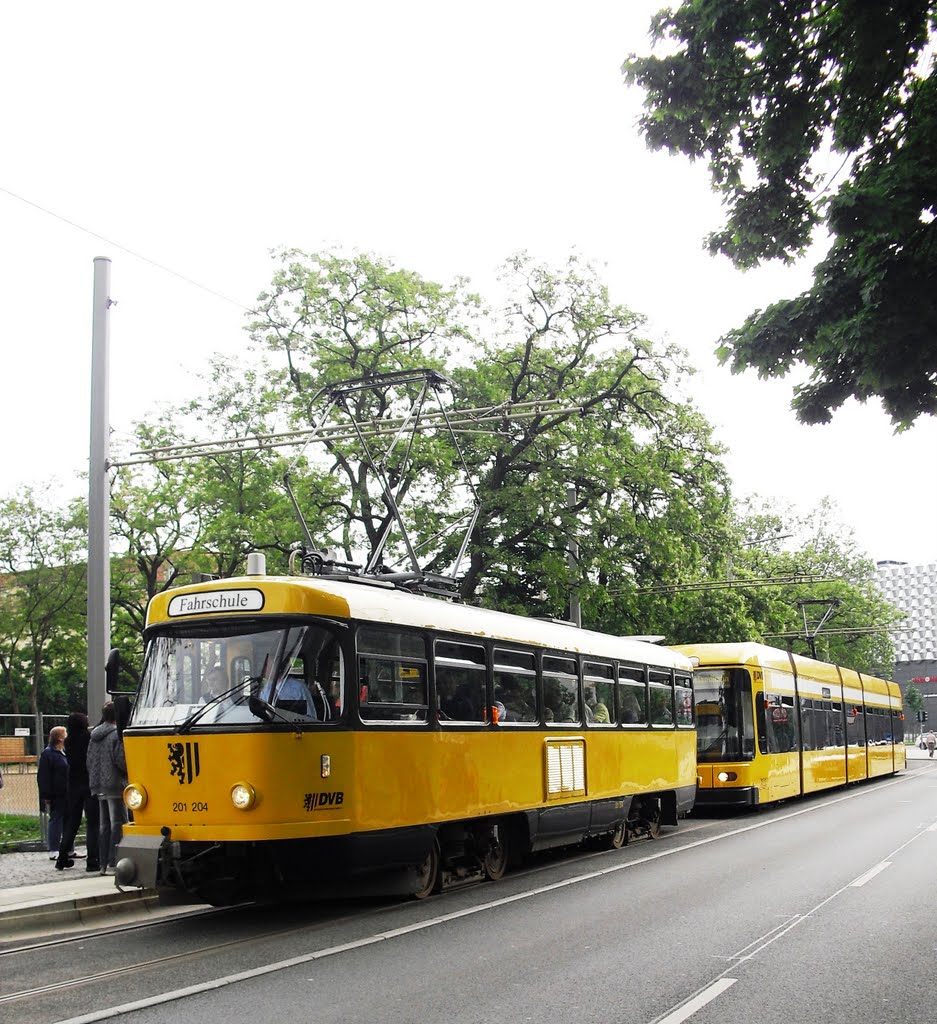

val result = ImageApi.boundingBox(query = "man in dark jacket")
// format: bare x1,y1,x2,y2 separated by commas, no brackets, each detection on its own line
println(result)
56,712,100,871
37,725,69,858
87,702,128,874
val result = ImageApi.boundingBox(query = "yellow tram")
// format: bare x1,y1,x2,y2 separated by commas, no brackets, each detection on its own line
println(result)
675,642,906,808
115,556,697,903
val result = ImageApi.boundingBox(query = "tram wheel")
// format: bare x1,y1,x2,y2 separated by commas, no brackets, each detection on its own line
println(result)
647,807,662,840
609,821,628,849
411,840,441,900
483,832,510,881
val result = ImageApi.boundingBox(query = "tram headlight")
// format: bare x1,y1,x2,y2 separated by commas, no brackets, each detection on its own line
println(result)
124,783,148,811
717,771,738,783
230,781,256,810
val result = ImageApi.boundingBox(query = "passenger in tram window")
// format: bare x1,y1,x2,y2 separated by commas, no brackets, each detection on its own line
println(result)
496,679,536,722
620,691,641,724
585,687,610,723
437,672,475,721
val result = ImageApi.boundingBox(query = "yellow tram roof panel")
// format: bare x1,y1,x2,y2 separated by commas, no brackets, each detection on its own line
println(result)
146,576,353,626
673,641,898,696
146,575,693,669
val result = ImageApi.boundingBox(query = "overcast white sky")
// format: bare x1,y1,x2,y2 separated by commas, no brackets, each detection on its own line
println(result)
2,1,934,565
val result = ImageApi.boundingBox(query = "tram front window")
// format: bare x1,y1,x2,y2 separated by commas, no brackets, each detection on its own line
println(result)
695,668,755,762
129,620,344,728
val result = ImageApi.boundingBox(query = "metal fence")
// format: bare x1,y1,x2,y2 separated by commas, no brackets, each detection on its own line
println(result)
0,713,69,825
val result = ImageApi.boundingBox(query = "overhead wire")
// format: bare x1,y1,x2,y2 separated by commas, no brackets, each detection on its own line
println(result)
0,184,254,313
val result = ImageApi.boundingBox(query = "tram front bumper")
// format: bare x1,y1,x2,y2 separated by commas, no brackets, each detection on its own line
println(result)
114,833,163,890
694,786,759,808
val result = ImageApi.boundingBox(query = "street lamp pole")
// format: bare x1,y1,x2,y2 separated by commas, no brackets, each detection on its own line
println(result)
87,257,112,718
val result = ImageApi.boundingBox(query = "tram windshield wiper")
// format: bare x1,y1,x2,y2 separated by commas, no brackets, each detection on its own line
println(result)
246,693,298,727
176,681,254,734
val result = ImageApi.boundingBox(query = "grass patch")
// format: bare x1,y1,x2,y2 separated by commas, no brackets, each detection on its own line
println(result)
0,813,41,851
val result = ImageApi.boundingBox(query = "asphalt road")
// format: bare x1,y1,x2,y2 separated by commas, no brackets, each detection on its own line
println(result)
4,761,935,1024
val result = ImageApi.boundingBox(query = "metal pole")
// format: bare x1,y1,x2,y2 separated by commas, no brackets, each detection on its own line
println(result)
87,257,112,718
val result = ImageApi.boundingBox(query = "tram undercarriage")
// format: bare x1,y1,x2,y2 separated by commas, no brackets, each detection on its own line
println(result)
117,788,690,905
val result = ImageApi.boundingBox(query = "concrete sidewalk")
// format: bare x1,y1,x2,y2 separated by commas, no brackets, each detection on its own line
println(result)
0,847,183,941
0,870,161,939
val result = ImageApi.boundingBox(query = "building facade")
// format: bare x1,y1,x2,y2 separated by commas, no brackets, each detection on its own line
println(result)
875,561,937,716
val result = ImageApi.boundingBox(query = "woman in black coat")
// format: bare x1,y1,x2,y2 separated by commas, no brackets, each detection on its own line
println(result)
55,712,100,871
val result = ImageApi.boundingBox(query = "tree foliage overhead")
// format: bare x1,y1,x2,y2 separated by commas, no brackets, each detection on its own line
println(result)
252,249,479,568
252,249,736,628
451,254,734,624
623,1,937,428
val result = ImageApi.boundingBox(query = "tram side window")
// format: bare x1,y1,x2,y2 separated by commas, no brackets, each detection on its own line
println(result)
583,662,615,726
543,656,579,724
674,674,693,728
801,698,842,750
435,640,486,724
311,637,343,721
493,648,538,723
845,704,864,746
618,666,647,726
757,692,798,753
868,706,885,745
830,702,844,746
357,628,427,724
891,708,904,744
800,698,816,751
649,671,674,727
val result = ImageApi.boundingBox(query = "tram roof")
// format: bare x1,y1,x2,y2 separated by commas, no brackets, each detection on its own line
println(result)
147,573,692,671
672,641,897,689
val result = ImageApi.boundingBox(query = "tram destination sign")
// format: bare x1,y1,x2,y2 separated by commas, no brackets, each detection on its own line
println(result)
167,588,265,617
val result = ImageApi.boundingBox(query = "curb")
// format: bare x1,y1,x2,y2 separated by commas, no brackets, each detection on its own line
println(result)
2,887,161,938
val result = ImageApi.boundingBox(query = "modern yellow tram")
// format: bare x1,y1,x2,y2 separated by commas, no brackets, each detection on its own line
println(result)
114,556,697,903
674,642,906,808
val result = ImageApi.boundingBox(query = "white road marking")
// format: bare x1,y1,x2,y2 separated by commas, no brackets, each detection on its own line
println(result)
656,979,737,1024
850,861,892,887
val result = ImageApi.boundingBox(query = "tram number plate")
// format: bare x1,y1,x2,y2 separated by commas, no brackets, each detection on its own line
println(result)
172,801,209,813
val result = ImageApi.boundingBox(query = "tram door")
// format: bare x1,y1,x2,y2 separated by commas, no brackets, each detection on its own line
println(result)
755,678,801,802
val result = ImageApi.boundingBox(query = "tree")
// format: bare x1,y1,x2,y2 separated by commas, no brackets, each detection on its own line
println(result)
704,498,901,675
450,254,735,626
623,1,937,428
0,488,87,716
107,361,322,672
904,682,924,723
252,249,737,628
251,248,481,569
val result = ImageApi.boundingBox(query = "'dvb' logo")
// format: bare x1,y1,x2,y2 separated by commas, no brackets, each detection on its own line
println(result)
167,741,201,785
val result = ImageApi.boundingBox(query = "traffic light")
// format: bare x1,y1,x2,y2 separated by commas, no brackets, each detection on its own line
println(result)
923,710,928,724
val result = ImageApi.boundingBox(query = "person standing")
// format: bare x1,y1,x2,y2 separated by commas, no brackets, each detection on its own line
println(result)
56,712,100,871
37,725,69,860
87,702,128,874
926,730,936,758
